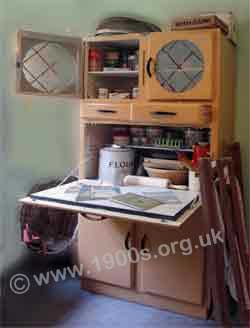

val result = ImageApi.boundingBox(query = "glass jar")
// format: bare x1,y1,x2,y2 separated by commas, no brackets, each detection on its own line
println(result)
89,48,103,71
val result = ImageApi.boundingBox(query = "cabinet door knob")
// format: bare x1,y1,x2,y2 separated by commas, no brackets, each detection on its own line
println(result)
146,57,153,78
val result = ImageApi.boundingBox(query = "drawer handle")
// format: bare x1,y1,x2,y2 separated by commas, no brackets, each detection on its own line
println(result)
151,111,177,117
97,109,117,114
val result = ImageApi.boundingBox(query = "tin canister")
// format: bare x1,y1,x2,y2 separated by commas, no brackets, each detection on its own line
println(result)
99,147,135,185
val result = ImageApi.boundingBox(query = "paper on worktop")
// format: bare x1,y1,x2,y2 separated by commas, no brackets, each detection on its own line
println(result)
77,185,121,201
111,193,163,211
30,180,199,221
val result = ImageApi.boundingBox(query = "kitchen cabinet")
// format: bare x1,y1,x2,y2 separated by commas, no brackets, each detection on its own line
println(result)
16,28,236,319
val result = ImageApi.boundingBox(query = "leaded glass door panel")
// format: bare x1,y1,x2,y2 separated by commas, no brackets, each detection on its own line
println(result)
17,31,83,97
145,31,214,101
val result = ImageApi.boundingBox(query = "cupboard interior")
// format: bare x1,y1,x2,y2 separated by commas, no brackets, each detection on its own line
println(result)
86,39,139,100
81,123,210,180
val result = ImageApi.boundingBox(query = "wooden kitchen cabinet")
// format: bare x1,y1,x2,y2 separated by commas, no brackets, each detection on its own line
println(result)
78,216,135,288
16,28,236,319
77,29,234,319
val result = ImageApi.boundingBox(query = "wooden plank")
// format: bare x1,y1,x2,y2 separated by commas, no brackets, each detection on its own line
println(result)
199,158,231,326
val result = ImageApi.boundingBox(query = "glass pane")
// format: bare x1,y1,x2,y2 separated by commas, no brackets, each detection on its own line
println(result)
23,42,76,93
155,40,204,93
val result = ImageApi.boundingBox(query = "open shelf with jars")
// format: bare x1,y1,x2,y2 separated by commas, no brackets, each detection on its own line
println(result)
80,123,210,180
85,36,140,101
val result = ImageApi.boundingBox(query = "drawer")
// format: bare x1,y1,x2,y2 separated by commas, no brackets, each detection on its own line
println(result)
81,102,131,122
131,103,212,126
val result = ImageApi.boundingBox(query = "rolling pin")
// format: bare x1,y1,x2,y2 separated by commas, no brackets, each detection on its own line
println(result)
123,176,188,190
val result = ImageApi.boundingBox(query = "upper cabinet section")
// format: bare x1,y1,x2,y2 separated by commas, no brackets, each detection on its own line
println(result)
16,29,221,103
144,30,215,101
16,30,83,97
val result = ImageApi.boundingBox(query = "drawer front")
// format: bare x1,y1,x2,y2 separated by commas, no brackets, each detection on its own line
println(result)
132,103,212,126
81,103,131,121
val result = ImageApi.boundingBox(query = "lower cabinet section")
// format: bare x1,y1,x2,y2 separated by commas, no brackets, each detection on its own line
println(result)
78,217,134,289
136,222,204,305
78,209,207,317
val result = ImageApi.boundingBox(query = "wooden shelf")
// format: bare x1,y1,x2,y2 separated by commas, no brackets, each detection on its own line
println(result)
109,144,194,153
88,70,138,77
83,98,137,103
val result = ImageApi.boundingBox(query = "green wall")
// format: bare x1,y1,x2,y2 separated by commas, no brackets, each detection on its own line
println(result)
1,0,249,272
0,1,6,277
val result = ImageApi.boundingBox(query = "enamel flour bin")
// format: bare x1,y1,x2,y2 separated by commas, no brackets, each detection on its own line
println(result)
99,147,135,185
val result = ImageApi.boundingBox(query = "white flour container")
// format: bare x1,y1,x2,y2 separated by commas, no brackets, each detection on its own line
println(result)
99,147,135,185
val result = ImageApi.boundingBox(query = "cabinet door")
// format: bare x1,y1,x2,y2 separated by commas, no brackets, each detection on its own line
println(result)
17,30,83,97
137,210,205,305
145,30,215,101
78,217,134,289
